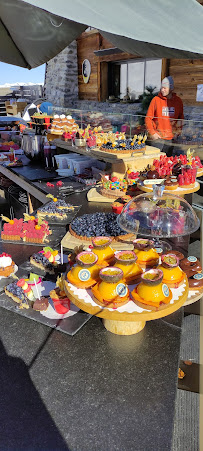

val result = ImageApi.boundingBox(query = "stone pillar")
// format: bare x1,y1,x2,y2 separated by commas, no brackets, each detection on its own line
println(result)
44,40,78,107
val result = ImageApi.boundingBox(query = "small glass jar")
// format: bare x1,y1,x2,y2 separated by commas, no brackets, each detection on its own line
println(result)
92,236,114,266
96,267,129,301
68,251,99,288
114,250,142,283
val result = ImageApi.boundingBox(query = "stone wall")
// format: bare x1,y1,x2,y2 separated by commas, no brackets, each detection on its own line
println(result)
44,41,78,106
44,42,203,121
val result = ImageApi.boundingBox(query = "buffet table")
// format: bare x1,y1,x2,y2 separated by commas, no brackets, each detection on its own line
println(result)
0,159,200,450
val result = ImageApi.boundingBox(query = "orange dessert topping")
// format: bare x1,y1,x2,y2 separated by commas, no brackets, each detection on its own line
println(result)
103,269,120,276
119,252,135,260
143,273,157,280
95,238,109,246
163,256,177,265
79,254,96,264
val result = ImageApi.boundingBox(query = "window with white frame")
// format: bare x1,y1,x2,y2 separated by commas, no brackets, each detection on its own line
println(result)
119,58,162,100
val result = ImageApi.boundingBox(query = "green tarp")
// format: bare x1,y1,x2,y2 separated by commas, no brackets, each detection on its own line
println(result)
0,0,203,68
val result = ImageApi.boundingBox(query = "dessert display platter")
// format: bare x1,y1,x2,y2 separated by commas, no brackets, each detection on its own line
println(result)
64,276,189,335
0,249,91,336
54,140,161,161
183,286,203,307
137,181,200,196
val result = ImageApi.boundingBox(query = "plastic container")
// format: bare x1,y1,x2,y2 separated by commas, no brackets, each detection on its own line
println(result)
73,158,93,174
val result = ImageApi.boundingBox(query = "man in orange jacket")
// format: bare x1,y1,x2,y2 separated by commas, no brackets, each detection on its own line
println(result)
145,76,184,155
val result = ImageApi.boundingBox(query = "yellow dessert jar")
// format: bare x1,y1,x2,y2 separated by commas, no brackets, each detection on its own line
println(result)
131,269,172,309
133,238,159,269
67,251,99,288
114,250,142,283
158,253,184,288
92,267,130,308
91,236,114,266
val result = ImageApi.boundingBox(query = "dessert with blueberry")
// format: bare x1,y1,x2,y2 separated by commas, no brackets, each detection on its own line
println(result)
69,212,131,241
5,279,34,309
37,195,74,220
30,248,59,274
100,134,146,154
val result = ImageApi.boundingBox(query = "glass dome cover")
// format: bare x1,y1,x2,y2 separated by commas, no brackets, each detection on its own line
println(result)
118,191,200,239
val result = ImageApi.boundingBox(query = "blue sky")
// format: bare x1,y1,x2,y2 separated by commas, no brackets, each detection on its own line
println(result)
0,62,46,85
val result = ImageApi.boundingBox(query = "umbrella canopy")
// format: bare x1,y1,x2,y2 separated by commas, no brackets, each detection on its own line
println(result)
0,0,203,69
0,0,86,68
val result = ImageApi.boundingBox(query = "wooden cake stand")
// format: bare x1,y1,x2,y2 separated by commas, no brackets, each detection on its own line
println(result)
137,181,200,196
184,287,203,306
64,276,189,336
197,168,203,177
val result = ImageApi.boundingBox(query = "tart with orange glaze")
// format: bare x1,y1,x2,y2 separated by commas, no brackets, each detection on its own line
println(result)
133,239,159,269
131,269,172,311
92,267,130,308
67,251,99,289
114,250,143,284
91,236,114,267
158,254,185,288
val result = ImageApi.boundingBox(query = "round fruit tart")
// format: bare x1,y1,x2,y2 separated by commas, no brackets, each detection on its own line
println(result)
69,212,133,241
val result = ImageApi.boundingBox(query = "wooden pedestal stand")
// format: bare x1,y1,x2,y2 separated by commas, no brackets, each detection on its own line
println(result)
183,288,203,307
54,139,164,178
64,277,189,335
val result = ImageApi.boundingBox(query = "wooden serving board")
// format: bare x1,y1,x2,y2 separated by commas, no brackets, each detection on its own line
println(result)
87,187,115,203
64,276,189,322
137,181,200,195
197,168,203,177
184,287,203,306
61,231,135,251
54,139,161,162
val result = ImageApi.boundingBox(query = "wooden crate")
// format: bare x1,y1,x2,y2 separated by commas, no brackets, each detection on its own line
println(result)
6,102,27,116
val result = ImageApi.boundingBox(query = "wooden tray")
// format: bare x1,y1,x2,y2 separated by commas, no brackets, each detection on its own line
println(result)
61,231,135,251
197,168,203,177
64,275,189,322
87,187,115,203
184,287,203,306
137,181,200,195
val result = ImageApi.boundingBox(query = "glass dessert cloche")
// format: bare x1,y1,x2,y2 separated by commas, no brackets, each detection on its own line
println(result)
117,187,200,250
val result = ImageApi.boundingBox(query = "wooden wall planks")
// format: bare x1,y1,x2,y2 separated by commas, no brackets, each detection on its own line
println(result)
77,32,203,106
169,59,203,105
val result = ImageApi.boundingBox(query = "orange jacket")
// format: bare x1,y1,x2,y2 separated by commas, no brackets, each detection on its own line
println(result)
145,92,184,140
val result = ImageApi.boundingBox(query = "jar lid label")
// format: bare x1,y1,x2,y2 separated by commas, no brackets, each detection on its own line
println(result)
162,284,170,297
155,248,163,254
187,256,197,262
193,273,203,280
78,269,90,282
116,283,128,297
